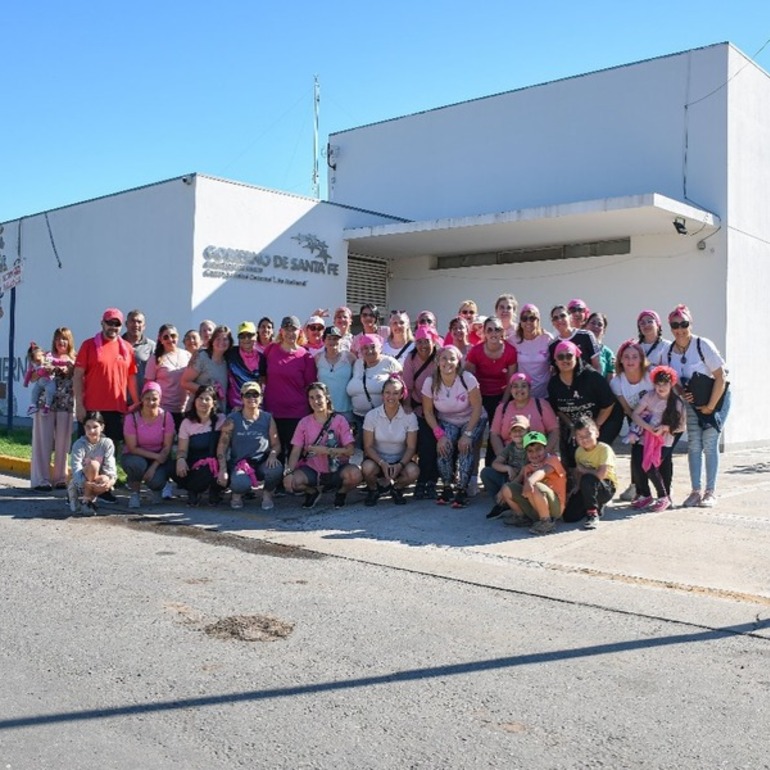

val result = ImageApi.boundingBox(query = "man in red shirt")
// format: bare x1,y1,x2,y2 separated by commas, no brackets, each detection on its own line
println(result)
73,307,139,446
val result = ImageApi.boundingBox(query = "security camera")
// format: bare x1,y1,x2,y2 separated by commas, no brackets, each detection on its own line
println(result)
181,176,193,186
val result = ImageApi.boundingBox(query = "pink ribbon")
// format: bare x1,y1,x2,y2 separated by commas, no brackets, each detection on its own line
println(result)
234,458,258,488
191,457,219,475
642,431,665,472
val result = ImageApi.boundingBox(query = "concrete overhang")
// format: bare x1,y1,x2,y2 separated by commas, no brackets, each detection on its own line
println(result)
343,193,719,259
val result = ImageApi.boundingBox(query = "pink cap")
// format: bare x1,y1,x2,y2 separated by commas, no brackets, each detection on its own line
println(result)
358,334,382,350
567,299,588,312
509,371,532,386
554,340,580,358
414,325,440,343
520,303,540,316
102,307,124,324
637,309,661,328
141,381,162,397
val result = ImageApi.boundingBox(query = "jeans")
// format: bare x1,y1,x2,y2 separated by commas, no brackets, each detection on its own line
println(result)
684,389,731,492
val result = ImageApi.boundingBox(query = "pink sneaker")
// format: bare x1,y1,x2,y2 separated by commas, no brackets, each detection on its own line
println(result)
648,496,671,512
632,495,653,510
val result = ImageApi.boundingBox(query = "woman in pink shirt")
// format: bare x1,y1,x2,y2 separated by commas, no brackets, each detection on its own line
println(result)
145,324,191,430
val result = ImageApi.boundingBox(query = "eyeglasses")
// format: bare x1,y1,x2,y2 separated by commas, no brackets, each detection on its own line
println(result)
551,313,568,321
670,321,690,330
520,315,538,322
242,391,261,399
104,320,121,328
307,325,324,332
162,334,178,341
556,353,575,361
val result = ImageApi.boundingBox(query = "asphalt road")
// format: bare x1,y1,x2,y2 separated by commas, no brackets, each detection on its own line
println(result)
1,497,768,769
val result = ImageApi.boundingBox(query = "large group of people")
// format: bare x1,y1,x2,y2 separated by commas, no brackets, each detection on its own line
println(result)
25,295,730,534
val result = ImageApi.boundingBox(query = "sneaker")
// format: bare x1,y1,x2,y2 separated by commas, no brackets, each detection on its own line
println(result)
467,477,479,498
333,492,347,509
631,495,653,510
503,514,531,527
649,496,671,513
583,510,599,530
699,491,717,508
67,484,81,514
619,483,637,502
423,481,437,500
391,485,407,505
529,518,554,536
161,481,174,500
451,489,468,509
34,483,53,492
261,492,275,511
84,500,99,516
100,490,118,505
436,486,453,505
230,493,244,510
413,482,426,500
364,487,381,507
150,490,163,505
128,492,141,509
486,503,507,519
302,489,322,509
682,491,702,508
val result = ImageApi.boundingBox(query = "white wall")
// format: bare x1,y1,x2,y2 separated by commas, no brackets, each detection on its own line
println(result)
724,46,770,446
329,44,729,221
0,179,195,415
191,176,401,328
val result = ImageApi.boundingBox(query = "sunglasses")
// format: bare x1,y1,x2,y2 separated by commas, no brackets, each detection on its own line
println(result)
104,319,121,328
460,309,475,316
556,353,575,361
485,327,504,333
307,325,324,332
242,391,261,399
418,318,434,324
670,321,690,330
520,315,538,322
162,333,178,341
569,307,586,313
390,309,406,315
552,313,568,321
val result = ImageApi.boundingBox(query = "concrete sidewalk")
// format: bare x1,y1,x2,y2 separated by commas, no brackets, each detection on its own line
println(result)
3,447,769,638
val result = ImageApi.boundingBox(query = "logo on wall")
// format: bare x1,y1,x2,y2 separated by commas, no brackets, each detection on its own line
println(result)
202,232,340,287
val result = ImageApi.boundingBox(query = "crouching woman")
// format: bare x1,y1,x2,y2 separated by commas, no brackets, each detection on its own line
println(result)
284,382,362,510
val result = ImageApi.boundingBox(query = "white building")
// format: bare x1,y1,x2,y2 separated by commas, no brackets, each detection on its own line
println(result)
1,41,766,447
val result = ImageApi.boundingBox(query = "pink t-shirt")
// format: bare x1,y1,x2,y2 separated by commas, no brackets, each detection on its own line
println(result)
292,413,355,474
422,372,480,426
262,344,318,419
512,334,553,399
123,409,174,453
465,342,518,396
178,414,226,440
490,397,558,439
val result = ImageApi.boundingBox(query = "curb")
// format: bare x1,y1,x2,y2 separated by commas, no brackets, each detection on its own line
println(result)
0,455,31,478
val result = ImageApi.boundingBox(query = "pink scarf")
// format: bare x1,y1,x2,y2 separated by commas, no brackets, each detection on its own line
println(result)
642,431,665,471
234,458,258,488
191,458,219,476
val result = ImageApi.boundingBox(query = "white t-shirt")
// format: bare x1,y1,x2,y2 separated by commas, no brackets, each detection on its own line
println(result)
610,373,653,412
422,372,480,427
667,336,726,381
381,339,415,361
363,405,418,461
641,338,672,366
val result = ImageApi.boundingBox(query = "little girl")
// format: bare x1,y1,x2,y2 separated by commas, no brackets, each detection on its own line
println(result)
24,343,57,414
68,411,117,514
630,366,685,512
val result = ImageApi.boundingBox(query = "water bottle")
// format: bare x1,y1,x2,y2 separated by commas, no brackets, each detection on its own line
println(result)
327,430,339,472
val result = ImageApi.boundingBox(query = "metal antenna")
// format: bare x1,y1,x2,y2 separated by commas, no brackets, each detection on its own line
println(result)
312,75,320,199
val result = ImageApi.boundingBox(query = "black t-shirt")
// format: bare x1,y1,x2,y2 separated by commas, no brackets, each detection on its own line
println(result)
548,330,599,368
547,366,616,428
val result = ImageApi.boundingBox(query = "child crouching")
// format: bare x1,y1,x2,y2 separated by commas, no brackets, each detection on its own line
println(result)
68,411,117,514
563,416,617,529
500,431,567,535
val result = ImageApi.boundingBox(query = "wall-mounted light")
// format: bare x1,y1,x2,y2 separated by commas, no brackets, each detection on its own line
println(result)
673,217,687,236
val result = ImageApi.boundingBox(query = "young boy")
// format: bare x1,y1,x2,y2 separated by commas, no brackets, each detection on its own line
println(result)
486,414,529,519
500,431,567,536
564,416,617,529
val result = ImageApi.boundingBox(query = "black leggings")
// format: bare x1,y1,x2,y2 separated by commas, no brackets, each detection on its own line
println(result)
416,415,438,484
563,473,616,522
632,444,674,497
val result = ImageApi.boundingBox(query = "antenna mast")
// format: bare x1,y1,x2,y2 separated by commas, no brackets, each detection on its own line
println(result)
312,75,320,199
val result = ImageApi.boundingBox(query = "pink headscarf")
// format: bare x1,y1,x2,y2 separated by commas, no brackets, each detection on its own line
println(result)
668,304,692,323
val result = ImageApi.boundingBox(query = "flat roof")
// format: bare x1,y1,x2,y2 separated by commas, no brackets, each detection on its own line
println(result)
343,193,719,259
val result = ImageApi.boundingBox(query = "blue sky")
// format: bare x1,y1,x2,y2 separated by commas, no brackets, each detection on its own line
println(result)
3,0,769,222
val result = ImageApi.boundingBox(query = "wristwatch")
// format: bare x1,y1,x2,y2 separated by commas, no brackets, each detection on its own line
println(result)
463,430,473,437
